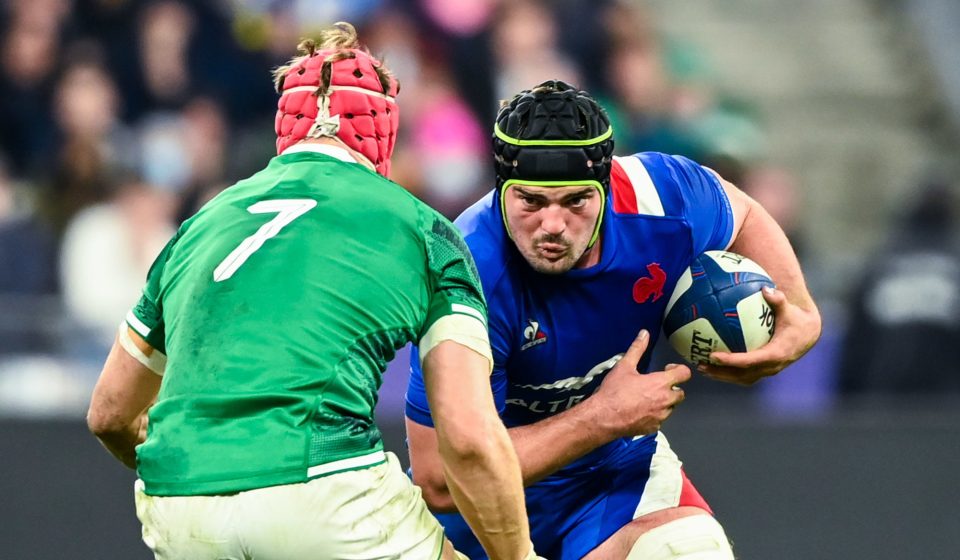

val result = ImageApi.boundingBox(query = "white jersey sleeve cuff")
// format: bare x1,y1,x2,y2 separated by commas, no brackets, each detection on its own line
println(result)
418,313,492,374
118,322,166,376
125,310,151,338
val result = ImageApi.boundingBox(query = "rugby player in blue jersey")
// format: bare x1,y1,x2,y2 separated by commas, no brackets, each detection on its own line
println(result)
405,81,821,559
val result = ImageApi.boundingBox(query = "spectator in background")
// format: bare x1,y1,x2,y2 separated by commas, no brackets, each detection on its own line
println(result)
0,155,57,295
410,83,487,217
59,173,175,349
838,179,960,395
363,9,424,100
407,0,497,125
740,165,807,259
5,0,73,30
0,155,60,354
363,10,492,216
174,96,229,222
491,0,580,103
599,0,764,172
0,13,61,178
45,46,136,233
115,0,196,121
549,0,615,91
601,39,707,159
135,112,193,195
396,65,489,217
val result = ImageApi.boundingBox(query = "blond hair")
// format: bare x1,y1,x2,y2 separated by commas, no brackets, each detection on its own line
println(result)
272,21,398,96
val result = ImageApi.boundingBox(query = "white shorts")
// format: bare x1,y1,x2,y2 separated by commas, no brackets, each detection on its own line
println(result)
135,452,449,560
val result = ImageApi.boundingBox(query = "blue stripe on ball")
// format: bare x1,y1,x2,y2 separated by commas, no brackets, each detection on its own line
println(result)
663,253,775,353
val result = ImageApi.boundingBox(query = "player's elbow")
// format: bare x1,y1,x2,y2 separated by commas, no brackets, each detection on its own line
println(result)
441,416,509,464
414,470,457,513
410,453,457,512
86,405,124,438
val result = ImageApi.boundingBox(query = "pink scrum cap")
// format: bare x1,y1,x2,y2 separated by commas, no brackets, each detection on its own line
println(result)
274,36,400,177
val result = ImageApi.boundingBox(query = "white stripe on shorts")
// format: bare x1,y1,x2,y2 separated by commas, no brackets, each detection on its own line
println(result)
633,431,684,518
306,450,386,479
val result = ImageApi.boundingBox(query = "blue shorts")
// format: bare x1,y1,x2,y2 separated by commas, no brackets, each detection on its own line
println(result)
436,432,711,560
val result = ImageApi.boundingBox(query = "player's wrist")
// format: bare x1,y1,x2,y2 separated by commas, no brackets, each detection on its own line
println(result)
522,542,545,560
577,395,624,442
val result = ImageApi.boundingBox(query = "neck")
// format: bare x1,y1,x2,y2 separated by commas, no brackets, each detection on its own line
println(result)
296,137,376,172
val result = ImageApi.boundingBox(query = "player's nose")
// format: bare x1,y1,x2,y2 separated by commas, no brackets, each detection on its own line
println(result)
539,205,566,234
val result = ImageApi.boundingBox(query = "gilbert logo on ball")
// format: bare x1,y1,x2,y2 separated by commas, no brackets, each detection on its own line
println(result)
662,251,776,365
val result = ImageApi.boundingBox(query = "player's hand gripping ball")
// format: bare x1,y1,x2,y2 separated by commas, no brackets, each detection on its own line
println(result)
663,251,776,365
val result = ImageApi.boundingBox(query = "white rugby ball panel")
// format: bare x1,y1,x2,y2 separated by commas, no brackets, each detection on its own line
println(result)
668,319,731,365
703,250,770,276
735,290,775,352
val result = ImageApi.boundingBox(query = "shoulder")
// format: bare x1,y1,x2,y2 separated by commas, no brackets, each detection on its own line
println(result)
351,172,448,237
364,172,429,215
454,191,515,292
454,190,497,239
609,152,717,218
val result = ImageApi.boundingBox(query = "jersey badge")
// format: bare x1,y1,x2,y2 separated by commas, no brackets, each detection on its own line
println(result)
521,320,548,350
633,262,667,304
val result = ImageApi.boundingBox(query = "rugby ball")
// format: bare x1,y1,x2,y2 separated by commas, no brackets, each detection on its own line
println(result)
662,251,776,365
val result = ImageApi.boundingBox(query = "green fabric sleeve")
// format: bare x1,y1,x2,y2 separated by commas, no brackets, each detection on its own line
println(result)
128,233,179,353
420,211,488,339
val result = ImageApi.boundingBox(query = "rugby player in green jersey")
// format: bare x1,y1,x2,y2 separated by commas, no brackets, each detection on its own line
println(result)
87,22,539,560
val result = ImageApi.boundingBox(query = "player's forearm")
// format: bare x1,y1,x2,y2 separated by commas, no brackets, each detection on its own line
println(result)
439,417,533,560
417,400,620,506
507,397,619,486
88,337,160,469
728,199,818,315
89,413,145,469
423,341,534,559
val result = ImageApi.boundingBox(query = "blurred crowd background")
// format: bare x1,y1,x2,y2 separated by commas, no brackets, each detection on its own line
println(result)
1,0,959,418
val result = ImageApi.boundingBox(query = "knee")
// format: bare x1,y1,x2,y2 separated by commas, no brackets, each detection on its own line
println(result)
626,515,734,560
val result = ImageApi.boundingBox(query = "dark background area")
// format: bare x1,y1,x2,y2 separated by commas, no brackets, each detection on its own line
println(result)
4,400,959,560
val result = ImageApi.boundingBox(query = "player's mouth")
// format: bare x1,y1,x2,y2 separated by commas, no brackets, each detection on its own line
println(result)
536,242,568,260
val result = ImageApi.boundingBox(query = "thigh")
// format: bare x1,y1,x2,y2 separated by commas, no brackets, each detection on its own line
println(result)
135,479,243,560
433,468,605,560
245,452,448,559
558,432,713,560
433,432,711,560
136,453,449,560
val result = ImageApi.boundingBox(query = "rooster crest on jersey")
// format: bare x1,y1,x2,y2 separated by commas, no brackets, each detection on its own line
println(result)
633,262,667,304
273,22,400,177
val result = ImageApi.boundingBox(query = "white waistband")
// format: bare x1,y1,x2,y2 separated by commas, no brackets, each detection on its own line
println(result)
306,450,386,478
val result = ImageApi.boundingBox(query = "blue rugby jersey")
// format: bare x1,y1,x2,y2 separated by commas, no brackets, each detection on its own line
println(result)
405,152,734,474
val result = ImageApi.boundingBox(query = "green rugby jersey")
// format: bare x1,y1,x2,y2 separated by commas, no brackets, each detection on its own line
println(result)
128,144,487,496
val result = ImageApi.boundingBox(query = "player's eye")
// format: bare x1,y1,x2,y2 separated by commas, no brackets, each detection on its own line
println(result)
519,195,541,207
566,196,588,208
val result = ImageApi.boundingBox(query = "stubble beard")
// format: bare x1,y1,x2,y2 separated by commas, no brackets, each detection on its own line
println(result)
521,234,587,275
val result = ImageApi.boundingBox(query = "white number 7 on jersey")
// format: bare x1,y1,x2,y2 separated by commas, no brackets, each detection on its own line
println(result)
213,198,317,282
